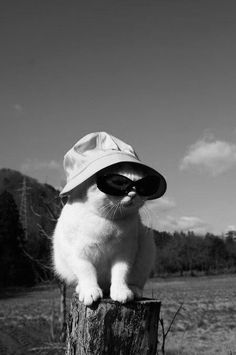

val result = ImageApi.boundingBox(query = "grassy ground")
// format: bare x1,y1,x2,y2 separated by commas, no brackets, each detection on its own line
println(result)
144,274,236,354
0,284,67,355
0,274,235,354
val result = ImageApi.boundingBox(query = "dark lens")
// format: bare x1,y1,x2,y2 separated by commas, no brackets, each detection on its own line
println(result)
107,175,130,189
136,175,160,196
97,174,131,196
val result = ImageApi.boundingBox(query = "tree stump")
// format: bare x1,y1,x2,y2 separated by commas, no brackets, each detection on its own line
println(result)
66,294,161,355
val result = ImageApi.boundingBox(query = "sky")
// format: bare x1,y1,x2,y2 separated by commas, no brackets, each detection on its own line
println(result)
1,0,236,235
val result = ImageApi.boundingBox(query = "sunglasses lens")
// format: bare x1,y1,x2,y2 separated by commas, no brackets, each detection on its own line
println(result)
136,175,161,196
97,174,161,197
97,174,130,196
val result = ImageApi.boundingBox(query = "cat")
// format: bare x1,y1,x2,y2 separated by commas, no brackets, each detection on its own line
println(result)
52,162,156,305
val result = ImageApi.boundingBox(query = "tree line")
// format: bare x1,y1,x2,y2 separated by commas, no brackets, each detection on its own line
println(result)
0,189,236,287
153,230,236,276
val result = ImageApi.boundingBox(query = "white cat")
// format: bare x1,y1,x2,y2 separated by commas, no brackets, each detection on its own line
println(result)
53,163,156,306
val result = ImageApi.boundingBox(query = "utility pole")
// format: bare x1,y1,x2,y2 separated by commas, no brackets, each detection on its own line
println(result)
17,177,31,241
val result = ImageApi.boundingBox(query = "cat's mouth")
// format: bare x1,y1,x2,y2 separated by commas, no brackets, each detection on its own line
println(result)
122,198,136,207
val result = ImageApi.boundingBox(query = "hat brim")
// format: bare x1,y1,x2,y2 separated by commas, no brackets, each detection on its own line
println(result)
60,152,166,199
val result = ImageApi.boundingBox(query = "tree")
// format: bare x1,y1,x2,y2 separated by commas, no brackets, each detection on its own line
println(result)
0,190,34,286
225,233,236,268
31,193,67,341
205,233,228,271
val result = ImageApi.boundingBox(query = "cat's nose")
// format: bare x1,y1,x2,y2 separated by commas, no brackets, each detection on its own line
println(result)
127,189,136,198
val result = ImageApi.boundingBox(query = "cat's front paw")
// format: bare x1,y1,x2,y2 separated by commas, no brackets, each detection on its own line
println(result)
76,285,103,306
110,285,134,303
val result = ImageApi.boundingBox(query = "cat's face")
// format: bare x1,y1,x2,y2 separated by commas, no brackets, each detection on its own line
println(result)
70,163,148,219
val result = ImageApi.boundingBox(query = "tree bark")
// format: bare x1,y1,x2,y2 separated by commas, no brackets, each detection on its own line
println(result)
59,281,67,342
66,294,161,355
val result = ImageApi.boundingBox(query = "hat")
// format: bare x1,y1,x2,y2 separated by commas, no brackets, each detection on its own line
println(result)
60,131,167,199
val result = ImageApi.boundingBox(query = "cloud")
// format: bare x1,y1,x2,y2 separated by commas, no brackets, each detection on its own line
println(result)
144,197,209,234
142,197,176,230
147,196,176,212
225,225,236,233
174,216,208,233
180,136,236,175
20,158,64,188
21,158,61,173
153,215,209,235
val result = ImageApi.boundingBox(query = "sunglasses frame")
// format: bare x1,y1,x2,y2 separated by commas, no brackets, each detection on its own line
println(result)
96,173,161,198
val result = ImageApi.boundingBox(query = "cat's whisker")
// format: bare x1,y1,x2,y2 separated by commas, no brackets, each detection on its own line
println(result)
116,201,123,219
102,202,119,220
99,207,110,218
100,202,112,211
112,202,121,220
119,204,125,218
118,202,125,219
142,205,151,226
99,202,114,216
103,208,117,220
104,205,115,219
104,209,113,219
107,204,116,219
141,205,153,230
100,205,111,215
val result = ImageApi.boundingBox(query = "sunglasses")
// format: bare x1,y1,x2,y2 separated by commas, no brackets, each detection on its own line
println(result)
96,173,161,198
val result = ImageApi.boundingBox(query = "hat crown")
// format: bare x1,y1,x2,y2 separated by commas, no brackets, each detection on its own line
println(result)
74,131,136,155
64,132,138,179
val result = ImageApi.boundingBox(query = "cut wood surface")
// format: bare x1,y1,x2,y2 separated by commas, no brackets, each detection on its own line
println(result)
66,294,161,355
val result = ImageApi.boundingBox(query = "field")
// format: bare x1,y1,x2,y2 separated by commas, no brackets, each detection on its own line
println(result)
145,275,236,354
0,274,236,354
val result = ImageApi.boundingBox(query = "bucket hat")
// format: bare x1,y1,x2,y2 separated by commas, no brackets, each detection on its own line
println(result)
60,131,167,199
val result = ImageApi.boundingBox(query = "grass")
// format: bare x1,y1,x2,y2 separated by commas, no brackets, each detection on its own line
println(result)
144,274,236,354
0,284,67,355
0,274,236,354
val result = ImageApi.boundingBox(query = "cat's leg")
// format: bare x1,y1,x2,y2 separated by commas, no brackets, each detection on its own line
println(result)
73,259,103,306
110,260,134,303
128,231,156,299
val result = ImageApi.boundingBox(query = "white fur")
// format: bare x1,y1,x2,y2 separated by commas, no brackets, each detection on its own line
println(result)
52,164,156,305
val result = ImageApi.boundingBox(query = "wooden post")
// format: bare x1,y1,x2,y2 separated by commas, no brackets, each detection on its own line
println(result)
66,294,161,355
